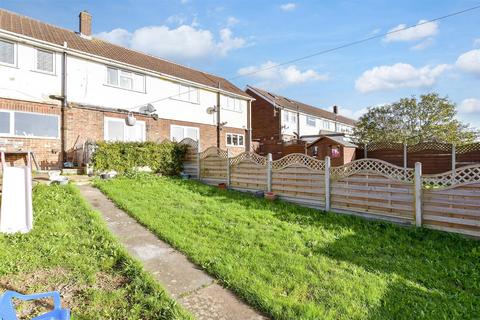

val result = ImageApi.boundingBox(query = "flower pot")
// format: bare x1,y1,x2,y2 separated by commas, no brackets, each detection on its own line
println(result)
218,183,227,190
264,192,276,201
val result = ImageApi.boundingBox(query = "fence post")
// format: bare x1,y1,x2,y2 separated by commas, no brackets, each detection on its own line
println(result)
414,162,422,227
197,152,201,180
325,156,331,212
226,149,231,187
451,144,456,173
267,153,272,192
364,143,368,158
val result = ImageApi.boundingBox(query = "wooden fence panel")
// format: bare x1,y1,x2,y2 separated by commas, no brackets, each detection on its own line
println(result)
422,164,480,237
199,147,228,183
330,159,415,223
230,152,267,191
331,173,414,221
271,154,325,207
179,138,199,179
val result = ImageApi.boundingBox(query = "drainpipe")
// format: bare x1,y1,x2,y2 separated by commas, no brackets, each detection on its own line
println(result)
296,104,300,139
61,44,68,166
247,99,252,151
216,82,221,148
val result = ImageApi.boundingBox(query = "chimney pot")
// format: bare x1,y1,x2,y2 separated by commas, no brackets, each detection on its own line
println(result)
333,105,338,114
79,11,92,37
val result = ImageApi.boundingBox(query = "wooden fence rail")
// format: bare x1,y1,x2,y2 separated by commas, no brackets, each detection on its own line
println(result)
179,140,480,238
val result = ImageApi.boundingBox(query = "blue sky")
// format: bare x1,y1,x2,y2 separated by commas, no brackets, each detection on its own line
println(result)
3,0,480,128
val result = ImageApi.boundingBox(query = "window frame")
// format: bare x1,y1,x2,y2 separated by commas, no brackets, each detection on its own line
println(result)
0,109,60,139
173,84,200,104
222,96,243,113
104,116,146,142
170,124,200,142
306,116,316,127
226,133,245,147
0,39,17,67
105,66,146,93
34,48,55,74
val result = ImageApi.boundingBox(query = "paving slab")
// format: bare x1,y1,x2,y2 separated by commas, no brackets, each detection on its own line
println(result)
78,184,267,320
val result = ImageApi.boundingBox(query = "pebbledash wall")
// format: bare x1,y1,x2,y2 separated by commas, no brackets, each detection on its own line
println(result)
179,139,480,239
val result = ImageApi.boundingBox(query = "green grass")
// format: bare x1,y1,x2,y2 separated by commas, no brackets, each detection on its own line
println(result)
0,184,191,320
95,175,480,320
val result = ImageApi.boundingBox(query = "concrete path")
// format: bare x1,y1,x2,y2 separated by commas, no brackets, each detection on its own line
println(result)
78,184,267,320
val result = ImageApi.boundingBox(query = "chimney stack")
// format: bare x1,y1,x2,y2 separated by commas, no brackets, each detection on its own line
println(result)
333,105,338,114
79,11,92,37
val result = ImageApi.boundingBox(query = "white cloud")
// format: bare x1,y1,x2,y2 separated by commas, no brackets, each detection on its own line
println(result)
384,20,439,42
165,14,188,26
411,38,434,51
226,16,239,27
355,63,450,93
456,49,480,75
459,98,480,113
280,3,296,11
338,107,368,120
238,61,328,89
95,28,131,47
96,25,247,62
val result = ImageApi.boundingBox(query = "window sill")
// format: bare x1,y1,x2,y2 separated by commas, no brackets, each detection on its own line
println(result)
221,108,243,113
226,145,245,148
170,97,200,105
30,69,57,76
0,134,60,140
0,62,18,69
103,83,146,94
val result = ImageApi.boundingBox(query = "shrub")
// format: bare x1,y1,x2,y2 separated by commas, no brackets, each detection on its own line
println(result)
91,141,188,176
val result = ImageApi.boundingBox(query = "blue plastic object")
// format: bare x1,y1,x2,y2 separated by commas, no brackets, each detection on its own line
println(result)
0,290,70,320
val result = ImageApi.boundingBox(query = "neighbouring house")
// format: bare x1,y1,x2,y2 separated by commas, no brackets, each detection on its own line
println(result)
0,9,253,170
245,86,356,159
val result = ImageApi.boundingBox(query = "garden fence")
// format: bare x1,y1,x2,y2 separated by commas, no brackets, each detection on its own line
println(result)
178,139,480,238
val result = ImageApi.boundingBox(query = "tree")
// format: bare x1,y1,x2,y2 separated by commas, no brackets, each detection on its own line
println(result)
353,93,478,145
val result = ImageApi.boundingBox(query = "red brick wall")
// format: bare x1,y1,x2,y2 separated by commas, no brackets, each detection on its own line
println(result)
0,98,246,169
0,98,62,169
247,89,281,141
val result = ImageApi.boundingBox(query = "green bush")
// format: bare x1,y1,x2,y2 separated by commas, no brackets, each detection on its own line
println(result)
91,141,188,176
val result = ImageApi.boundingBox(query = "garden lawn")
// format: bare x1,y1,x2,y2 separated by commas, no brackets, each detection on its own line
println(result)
0,184,190,320
95,176,480,320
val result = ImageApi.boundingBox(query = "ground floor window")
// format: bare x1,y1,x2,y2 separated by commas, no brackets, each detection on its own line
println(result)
170,125,199,142
0,109,59,138
104,117,146,142
226,133,244,147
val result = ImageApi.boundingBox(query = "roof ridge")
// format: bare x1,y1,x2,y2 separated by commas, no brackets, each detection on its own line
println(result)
0,8,241,93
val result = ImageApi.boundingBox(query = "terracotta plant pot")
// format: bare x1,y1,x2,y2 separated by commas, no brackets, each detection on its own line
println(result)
264,192,277,201
218,183,228,190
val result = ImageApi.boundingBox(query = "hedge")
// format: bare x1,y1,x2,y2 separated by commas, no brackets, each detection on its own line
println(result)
91,141,188,176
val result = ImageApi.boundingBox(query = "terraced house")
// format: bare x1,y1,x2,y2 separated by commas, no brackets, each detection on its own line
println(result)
0,9,253,169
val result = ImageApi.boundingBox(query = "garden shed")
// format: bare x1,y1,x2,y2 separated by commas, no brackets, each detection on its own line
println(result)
307,135,357,166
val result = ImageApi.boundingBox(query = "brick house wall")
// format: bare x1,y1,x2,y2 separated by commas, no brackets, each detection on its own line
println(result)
0,97,246,170
247,90,281,141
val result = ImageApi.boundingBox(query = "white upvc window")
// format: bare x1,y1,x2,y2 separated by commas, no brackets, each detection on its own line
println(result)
35,48,55,73
306,116,316,127
283,110,297,123
175,84,200,104
226,133,244,147
106,66,145,92
0,110,59,139
104,117,146,142
323,120,332,130
0,39,16,66
170,125,199,142
223,96,243,112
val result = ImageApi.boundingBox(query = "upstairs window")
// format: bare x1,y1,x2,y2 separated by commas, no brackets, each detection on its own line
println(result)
106,66,145,92
0,40,15,66
306,116,316,127
323,120,332,130
36,49,54,73
176,84,200,104
223,96,243,112
283,111,297,123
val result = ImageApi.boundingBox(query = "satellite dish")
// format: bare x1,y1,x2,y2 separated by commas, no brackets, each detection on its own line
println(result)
126,112,136,126
140,103,156,113
206,106,216,115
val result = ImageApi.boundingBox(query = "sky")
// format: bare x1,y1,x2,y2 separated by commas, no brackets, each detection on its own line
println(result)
2,0,480,128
